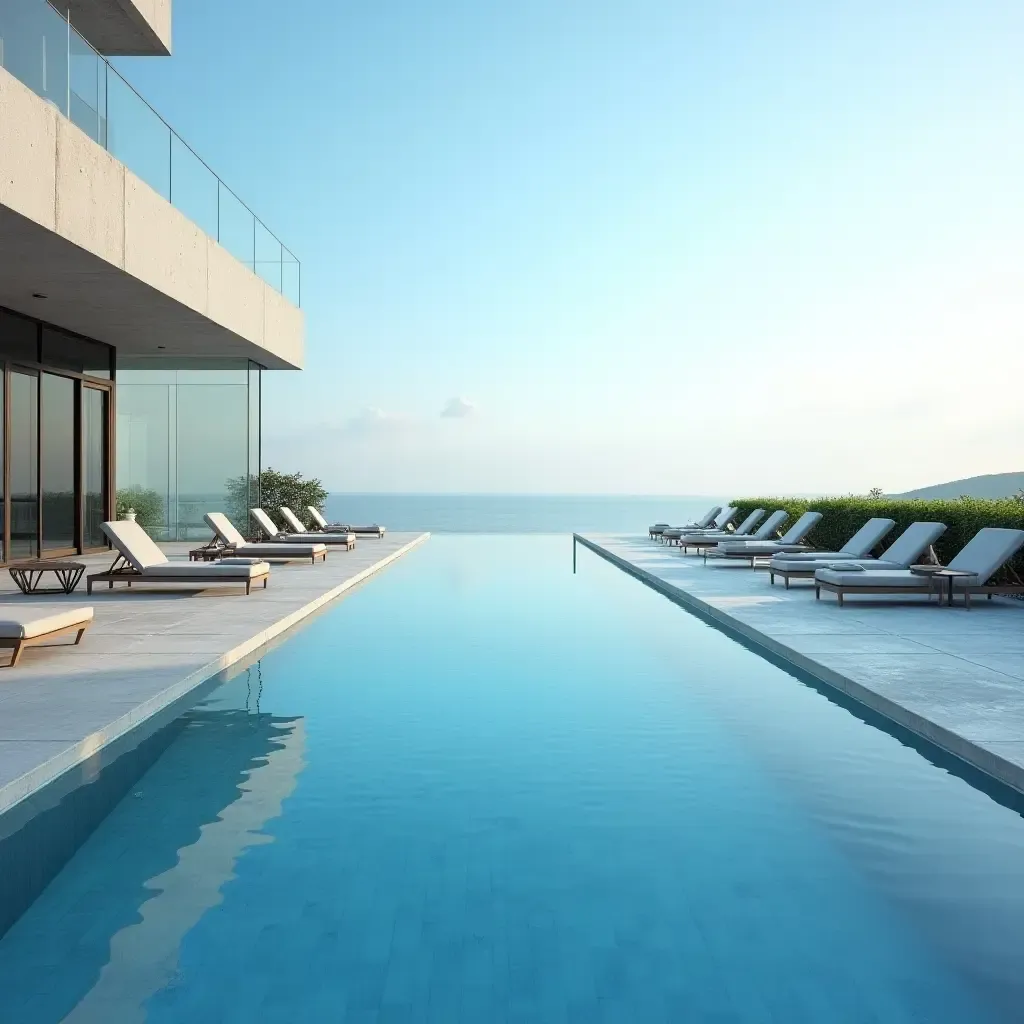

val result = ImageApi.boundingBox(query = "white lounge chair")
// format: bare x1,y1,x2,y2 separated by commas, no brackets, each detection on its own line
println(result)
0,605,94,666
89,520,272,594
679,510,787,553
654,506,722,541
277,507,357,549
663,508,759,546
815,527,1024,607
204,513,328,564
768,521,946,588
706,511,823,564
308,506,385,538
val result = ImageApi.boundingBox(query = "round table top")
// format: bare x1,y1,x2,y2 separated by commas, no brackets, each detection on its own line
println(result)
7,560,87,570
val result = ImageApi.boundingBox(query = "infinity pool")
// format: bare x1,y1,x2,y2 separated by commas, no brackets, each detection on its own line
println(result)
2,535,1024,1022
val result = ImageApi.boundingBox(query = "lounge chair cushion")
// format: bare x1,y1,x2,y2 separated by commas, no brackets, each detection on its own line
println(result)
205,512,249,547
249,508,282,538
770,556,902,572
101,520,169,570
713,541,809,556
232,543,326,559
781,518,896,560
279,507,309,533
140,561,270,579
947,528,1024,583
878,522,947,566
0,605,94,639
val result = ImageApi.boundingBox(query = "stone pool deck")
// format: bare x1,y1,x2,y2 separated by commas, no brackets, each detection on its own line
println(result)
0,532,428,816
576,533,1024,795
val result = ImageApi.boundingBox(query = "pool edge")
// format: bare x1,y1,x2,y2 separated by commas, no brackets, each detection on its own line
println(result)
0,532,431,819
573,533,1024,799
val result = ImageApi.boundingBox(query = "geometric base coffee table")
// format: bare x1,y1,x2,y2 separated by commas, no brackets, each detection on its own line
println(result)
7,560,87,594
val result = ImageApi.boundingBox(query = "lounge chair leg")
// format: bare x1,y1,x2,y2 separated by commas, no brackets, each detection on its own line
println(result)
838,592,844,607
246,581,251,595
74,628,86,645
263,577,269,589
815,586,820,600
9,641,24,667
785,577,790,590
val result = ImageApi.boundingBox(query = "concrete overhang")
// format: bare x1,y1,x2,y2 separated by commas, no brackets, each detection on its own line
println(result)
0,67,303,371
50,0,173,57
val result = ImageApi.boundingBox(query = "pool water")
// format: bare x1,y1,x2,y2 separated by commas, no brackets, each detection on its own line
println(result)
2,535,1024,1022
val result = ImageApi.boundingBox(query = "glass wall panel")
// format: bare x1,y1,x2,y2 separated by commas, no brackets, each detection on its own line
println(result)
248,361,261,512
9,372,39,560
0,0,69,117
176,370,248,539
0,311,40,363
116,361,255,541
115,375,172,540
82,387,107,549
41,374,76,552
69,22,105,145
0,379,5,564
42,328,113,379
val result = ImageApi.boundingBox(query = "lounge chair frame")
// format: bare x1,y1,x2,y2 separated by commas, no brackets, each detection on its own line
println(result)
0,621,89,667
814,577,1024,608
87,553,272,595
705,547,813,567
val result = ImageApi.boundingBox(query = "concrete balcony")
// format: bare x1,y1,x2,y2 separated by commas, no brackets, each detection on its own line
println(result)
51,0,173,56
0,31,303,369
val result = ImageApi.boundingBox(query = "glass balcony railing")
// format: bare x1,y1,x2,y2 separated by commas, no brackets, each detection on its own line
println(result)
0,0,301,306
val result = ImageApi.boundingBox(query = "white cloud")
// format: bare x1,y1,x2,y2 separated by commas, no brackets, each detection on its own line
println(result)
341,406,411,437
441,396,477,419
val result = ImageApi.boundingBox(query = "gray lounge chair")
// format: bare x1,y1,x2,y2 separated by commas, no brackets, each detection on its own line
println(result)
664,508,759,546
776,518,895,562
308,506,385,538
705,511,823,565
205,513,328,564
679,510,787,553
815,527,1024,607
89,520,272,594
277,507,357,549
0,605,94,666
655,506,723,541
768,521,946,588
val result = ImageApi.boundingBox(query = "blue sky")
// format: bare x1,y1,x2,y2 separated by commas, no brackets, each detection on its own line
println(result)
119,0,1024,493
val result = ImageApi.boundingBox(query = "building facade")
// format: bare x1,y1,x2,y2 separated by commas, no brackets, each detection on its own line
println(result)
0,0,303,552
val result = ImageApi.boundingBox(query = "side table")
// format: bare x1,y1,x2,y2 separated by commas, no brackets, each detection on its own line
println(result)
8,560,87,595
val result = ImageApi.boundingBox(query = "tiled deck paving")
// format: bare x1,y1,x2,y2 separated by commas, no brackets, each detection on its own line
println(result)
0,532,429,815
576,533,1024,795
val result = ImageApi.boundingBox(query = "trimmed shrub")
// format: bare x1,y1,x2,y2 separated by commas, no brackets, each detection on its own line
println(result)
729,496,1024,584
115,487,164,534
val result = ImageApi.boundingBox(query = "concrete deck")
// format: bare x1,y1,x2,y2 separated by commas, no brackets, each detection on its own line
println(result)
577,533,1024,795
0,532,428,816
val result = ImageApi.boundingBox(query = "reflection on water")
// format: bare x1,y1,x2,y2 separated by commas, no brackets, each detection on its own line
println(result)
0,665,305,1024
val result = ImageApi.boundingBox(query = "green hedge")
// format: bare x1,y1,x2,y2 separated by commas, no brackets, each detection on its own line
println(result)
729,496,1024,583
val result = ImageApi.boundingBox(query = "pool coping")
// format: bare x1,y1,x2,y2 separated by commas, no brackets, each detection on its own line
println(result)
574,533,1024,798
0,532,430,819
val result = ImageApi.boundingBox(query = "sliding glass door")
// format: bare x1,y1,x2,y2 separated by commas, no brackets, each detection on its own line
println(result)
82,386,107,549
41,372,76,554
9,370,39,560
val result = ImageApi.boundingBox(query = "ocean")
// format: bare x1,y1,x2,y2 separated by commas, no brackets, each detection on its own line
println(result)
324,494,724,534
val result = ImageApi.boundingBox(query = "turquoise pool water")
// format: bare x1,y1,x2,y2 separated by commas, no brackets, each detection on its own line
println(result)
2,535,1024,1022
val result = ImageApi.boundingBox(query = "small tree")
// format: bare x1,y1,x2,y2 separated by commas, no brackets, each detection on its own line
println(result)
225,468,328,536
867,487,883,498
115,487,165,532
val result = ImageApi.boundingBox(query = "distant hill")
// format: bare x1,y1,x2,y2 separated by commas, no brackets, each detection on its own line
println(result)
891,472,1024,500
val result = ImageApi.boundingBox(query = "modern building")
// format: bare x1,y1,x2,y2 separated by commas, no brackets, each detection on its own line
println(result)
0,0,303,550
